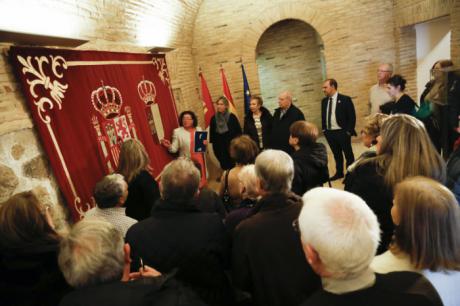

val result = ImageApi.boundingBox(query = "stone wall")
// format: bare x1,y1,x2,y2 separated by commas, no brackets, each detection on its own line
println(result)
0,0,203,225
255,19,324,129
192,0,396,134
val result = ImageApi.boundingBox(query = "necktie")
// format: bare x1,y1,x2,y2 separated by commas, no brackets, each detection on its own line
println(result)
327,97,333,130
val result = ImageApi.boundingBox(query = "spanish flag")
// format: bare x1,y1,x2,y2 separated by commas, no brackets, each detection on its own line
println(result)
220,67,239,119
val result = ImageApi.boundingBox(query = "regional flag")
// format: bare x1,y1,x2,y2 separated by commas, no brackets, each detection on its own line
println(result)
199,71,215,128
242,64,251,115
220,67,239,119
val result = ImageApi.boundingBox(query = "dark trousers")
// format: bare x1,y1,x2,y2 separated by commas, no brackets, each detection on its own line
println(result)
324,129,354,175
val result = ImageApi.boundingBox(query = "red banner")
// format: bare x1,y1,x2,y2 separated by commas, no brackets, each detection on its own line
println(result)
199,72,215,128
10,46,178,221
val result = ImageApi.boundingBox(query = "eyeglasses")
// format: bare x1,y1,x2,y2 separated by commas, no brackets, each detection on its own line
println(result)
377,70,391,73
292,219,299,233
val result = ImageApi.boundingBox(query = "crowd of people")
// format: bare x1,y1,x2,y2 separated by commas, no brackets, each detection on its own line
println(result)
1,60,460,306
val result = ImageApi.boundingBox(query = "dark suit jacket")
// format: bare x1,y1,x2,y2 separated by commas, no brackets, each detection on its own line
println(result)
321,93,357,136
270,104,305,154
232,192,320,306
126,199,233,305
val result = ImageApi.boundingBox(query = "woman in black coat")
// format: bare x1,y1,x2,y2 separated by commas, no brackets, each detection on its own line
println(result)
210,96,242,170
243,96,273,150
117,139,160,221
345,115,445,255
379,75,416,115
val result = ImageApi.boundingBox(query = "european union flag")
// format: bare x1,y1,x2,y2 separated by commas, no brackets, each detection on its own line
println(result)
242,64,251,115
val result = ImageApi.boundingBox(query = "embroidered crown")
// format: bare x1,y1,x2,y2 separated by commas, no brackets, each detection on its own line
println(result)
137,79,156,105
91,83,123,119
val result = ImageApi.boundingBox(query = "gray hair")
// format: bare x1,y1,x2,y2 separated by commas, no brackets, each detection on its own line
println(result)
255,150,294,193
58,219,125,288
238,165,259,200
161,157,200,203
299,187,380,279
94,173,126,209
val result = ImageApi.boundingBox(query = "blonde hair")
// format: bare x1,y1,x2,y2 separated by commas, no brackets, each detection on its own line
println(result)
392,176,460,271
361,113,388,140
364,114,445,188
117,139,150,183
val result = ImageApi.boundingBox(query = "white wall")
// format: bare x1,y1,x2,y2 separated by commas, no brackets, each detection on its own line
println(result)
415,17,451,101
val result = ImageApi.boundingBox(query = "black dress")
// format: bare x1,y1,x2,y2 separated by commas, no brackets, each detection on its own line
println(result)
210,113,242,170
125,170,160,221
243,106,273,150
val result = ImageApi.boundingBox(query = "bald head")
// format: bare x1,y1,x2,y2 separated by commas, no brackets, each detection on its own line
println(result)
278,91,293,110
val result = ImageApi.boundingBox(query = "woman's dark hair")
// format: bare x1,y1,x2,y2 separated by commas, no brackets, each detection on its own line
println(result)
179,111,198,127
0,191,60,248
387,74,407,91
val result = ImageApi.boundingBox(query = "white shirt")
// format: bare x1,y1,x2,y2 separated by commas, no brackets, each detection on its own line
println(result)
369,84,393,115
325,92,340,130
85,206,137,237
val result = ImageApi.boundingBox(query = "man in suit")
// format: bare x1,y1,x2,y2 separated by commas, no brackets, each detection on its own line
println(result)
321,79,356,181
270,91,305,154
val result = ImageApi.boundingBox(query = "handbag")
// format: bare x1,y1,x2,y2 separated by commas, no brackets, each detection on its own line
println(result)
222,170,231,205
414,99,433,119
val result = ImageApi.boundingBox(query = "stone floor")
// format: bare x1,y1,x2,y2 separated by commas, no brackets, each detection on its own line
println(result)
208,136,368,193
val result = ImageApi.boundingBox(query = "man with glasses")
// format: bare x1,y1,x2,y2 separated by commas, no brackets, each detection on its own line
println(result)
369,63,394,115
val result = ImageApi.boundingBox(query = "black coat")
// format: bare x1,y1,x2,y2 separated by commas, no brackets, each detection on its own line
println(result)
270,104,305,154
291,143,329,196
59,274,206,306
125,170,160,221
379,94,416,115
232,192,321,306
126,199,233,305
301,272,443,306
0,241,71,306
243,106,273,149
321,93,357,135
210,113,242,170
344,160,393,255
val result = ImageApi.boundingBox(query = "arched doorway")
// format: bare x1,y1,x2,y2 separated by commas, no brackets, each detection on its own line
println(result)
255,19,325,129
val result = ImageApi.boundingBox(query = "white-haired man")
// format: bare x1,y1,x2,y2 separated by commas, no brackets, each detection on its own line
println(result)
369,63,394,114
232,150,320,306
85,173,137,237
126,158,232,305
270,91,305,154
58,219,205,306
297,187,443,306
